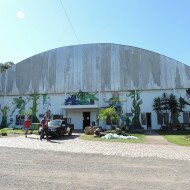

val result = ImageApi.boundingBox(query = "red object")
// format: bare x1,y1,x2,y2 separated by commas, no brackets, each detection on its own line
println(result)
24,120,32,128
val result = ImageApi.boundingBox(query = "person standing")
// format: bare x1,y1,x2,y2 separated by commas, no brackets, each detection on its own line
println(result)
40,115,49,141
46,109,51,120
24,117,32,138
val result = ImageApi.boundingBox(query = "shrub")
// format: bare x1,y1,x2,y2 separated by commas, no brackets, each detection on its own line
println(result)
0,129,7,136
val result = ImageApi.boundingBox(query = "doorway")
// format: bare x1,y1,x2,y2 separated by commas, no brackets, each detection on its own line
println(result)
146,113,152,129
83,112,90,129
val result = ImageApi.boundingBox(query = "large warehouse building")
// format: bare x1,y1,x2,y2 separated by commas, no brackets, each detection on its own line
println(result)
0,43,190,129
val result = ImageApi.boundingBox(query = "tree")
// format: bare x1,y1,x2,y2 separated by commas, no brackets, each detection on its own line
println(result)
152,97,163,125
0,62,14,73
168,94,180,126
98,107,119,130
153,92,188,129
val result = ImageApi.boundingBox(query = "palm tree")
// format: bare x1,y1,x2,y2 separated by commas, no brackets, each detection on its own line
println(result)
153,92,186,130
152,97,163,124
161,92,169,124
168,93,180,126
98,107,119,130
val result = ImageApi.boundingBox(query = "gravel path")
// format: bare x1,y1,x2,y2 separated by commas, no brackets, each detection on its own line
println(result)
0,134,190,161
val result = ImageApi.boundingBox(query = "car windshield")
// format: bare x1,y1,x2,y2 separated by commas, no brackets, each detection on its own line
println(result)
48,120,62,127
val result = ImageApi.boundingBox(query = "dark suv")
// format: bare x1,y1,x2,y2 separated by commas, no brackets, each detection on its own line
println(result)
38,118,74,138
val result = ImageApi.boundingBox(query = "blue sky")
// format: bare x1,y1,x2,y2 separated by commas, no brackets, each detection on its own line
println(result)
0,0,190,65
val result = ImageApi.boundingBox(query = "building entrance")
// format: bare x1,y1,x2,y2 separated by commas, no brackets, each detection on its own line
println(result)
146,113,152,129
83,112,90,129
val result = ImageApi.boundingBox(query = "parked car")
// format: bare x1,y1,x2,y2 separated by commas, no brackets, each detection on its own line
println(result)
38,118,74,138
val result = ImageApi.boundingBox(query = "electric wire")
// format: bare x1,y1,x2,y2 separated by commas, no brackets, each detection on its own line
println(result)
59,0,80,44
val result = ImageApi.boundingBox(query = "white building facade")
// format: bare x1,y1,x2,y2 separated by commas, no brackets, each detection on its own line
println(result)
0,43,190,130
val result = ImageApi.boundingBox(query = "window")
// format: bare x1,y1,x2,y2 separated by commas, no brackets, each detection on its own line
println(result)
90,99,95,105
15,115,25,125
183,112,190,123
53,115,62,119
39,114,45,118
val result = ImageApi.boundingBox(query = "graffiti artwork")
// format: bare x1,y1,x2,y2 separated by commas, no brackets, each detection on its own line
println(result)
42,94,51,112
65,90,98,105
186,88,190,99
10,97,28,116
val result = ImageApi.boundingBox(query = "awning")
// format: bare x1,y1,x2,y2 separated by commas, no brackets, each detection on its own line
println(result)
60,105,100,110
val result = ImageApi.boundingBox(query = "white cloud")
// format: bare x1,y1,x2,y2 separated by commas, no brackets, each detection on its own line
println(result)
16,11,25,19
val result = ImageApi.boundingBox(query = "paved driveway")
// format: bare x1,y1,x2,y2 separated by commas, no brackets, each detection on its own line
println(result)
0,133,190,161
1,146,190,190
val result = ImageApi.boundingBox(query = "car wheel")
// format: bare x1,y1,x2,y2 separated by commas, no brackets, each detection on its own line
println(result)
67,127,72,136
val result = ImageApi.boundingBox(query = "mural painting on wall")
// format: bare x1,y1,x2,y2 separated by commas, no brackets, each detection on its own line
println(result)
186,88,190,100
0,105,9,128
65,90,98,105
42,94,51,112
9,93,46,123
10,96,29,116
127,90,142,128
27,93,40,123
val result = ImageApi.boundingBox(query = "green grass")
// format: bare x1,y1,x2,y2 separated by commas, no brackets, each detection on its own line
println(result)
0,128,38,136
79,133,145,143
160,130,190,146
0,128,23,135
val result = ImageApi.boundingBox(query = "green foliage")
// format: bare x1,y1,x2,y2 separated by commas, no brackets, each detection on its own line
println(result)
0,129,7,136
42,94,48,105
0,62,14,73
168,94,180,125
98,107,119,129
68,91,99,105
153,97,162,114
0,106,9,128
27,93,40,123
128,90,142,128
106,95,122,108
105,94,129,128
10,96,30,116
24,109,33,117
153,92,187,126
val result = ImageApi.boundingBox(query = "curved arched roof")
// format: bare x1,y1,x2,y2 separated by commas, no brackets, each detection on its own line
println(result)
0,43,190,95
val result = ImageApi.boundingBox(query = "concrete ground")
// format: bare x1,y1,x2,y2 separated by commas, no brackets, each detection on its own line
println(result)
0,133,190,189
0,146,190,190
0,133,190,160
